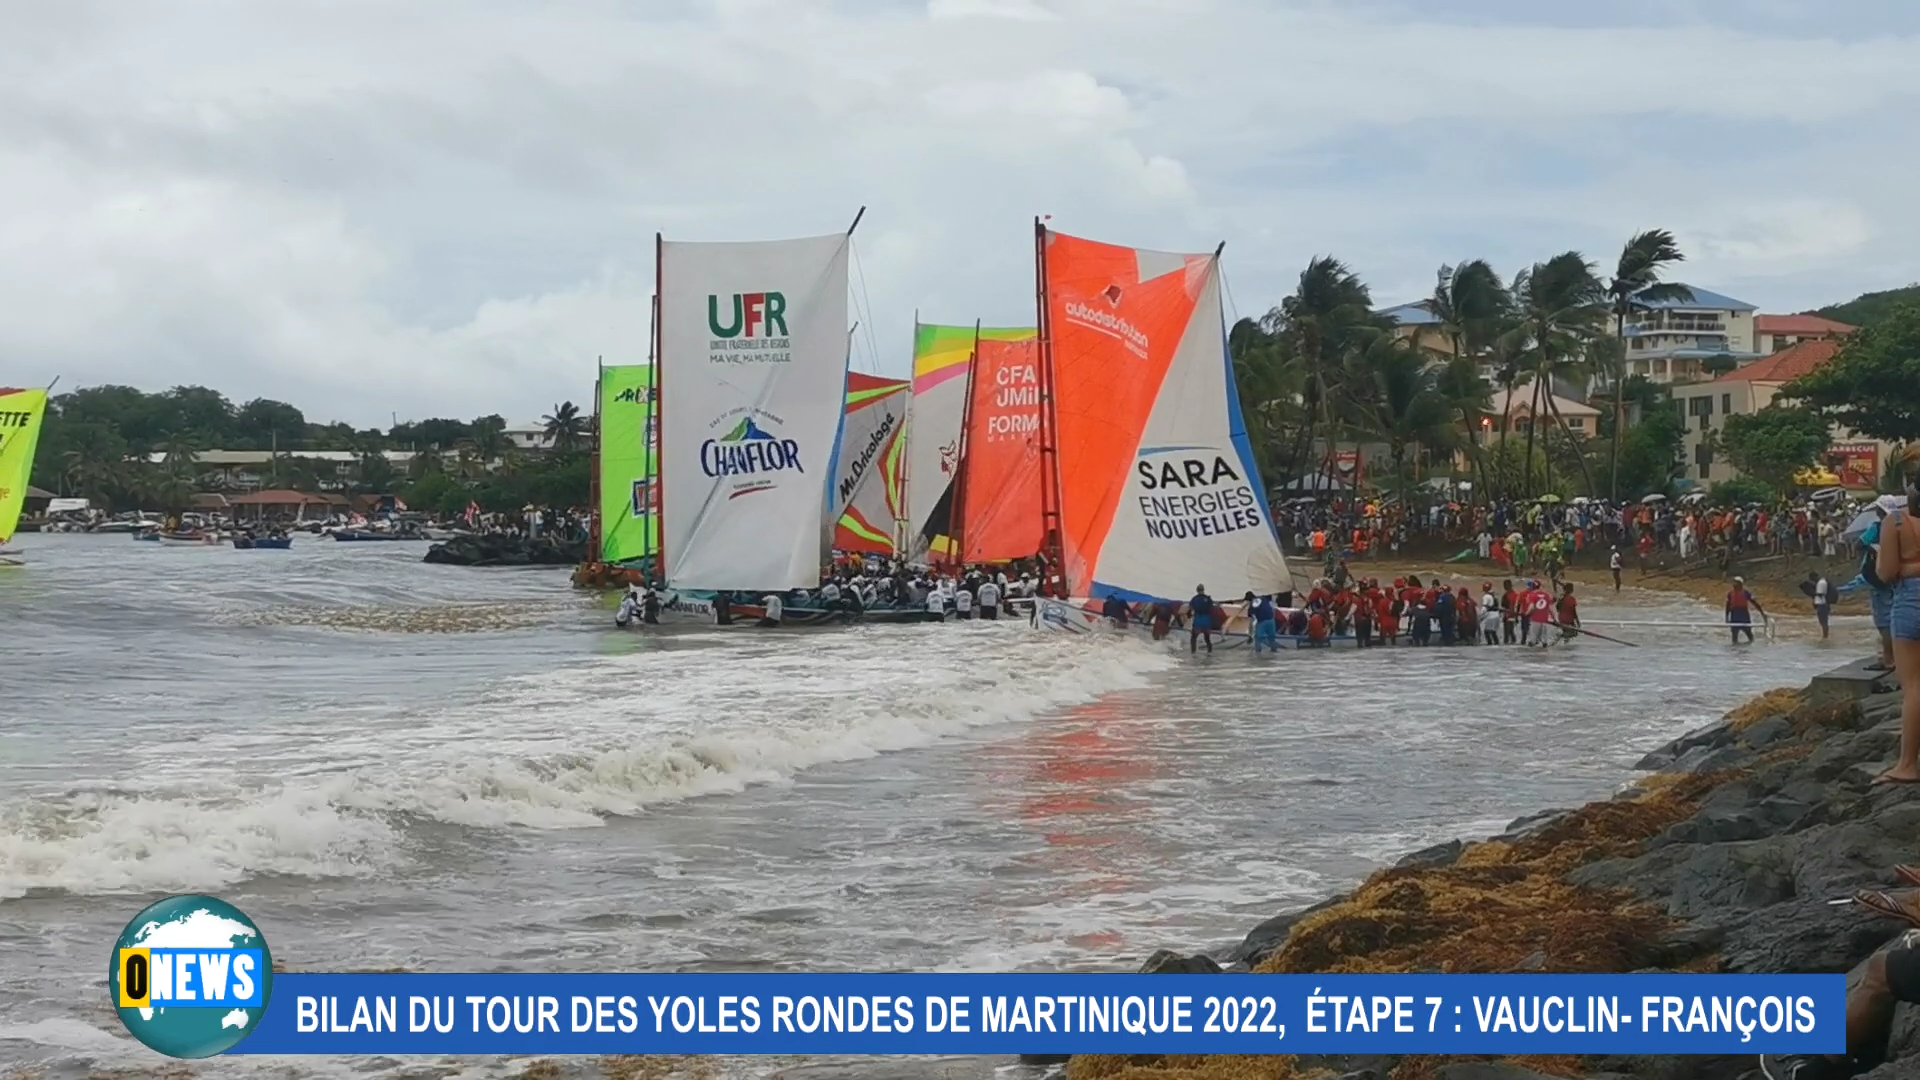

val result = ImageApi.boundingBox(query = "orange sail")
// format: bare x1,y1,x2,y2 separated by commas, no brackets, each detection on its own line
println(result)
956,338,1044,562
1041,227,1288,602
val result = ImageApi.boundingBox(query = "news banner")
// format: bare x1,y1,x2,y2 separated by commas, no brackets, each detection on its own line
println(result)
109,895,1844,1059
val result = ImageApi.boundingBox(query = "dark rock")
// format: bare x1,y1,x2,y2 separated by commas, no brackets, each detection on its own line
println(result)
1859,1059,1920,1080
1670,744,1757,775
1137,949,1220,975
1017,1054,1072,1066
423,533,586,568
1395,839,1463,870
1741,715,1795,749
1225,895,1344,965
1432,1065,1562,1080
1496,808,1571,840
1636,720,1737,770
1887,1001,1920,1062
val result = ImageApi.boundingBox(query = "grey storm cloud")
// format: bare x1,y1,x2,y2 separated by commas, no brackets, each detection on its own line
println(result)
2,0,1918,423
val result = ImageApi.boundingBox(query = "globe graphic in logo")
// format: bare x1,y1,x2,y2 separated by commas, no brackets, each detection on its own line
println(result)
108,895,273,1058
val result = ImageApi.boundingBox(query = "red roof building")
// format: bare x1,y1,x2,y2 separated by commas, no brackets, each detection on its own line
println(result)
1754,313,1856,355
1712,338,1842,384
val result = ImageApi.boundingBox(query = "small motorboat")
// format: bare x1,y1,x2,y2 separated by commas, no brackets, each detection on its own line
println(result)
156,531,219,546
132,529,160,542
233,535,293,550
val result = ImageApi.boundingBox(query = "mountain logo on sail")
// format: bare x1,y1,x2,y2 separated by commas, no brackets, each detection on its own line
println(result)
628,479,655,519
700,414,804,498
1133,447,1264,541
1062,298,1147,359
612,384,656,404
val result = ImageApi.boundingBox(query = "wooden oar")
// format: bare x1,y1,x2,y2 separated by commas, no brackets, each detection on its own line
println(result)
1556,622,1639,647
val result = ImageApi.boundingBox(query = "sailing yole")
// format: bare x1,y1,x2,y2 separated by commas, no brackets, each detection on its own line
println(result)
832,372,909,555
0,387,49,549
659,230,851,590
905,323,1034,562
1041,226,1288,603
837,411,896,504
1136,453,1265,541
956,337,1045,563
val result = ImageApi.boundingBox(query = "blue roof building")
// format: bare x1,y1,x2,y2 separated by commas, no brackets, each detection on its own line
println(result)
1617,283,1762,386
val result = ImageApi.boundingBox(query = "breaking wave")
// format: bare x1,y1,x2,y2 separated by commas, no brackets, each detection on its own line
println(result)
0,627,1169,898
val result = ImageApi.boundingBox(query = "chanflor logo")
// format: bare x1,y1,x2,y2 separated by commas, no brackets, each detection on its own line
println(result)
708,292,788,339
109,894,274,1059
700,414,803,498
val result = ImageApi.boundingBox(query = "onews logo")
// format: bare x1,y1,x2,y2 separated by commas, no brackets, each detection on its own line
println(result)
109,894,273,1058
708,292,788,339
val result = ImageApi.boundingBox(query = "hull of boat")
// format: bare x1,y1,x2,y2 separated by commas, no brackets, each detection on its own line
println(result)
233,538,293,550
157,533,218,546
727,603,947,627
332,531,421,542
1034,597,1375,651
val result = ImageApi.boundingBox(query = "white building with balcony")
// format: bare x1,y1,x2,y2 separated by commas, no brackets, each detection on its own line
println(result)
1620,286,1760,386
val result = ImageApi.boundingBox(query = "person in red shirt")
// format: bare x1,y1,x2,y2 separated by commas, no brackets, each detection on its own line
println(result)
1377,588,1399,645
1305,606,1330,645
1524,578,1554,646
1500,579,1519,644
1555,582,1581,642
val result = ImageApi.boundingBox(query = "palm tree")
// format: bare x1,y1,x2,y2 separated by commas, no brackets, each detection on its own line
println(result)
1604,230,1692,500
1228,317,1305,483
542,402,585,454
1428,260,1511,363
1505,252,1606,496
1362,337,1455,501
161,431,202,481
1434,354,1494,494
1271,257,1385,489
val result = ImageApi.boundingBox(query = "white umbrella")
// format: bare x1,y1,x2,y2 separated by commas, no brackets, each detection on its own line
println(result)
1843,506,1881,543
1642,493,1668,504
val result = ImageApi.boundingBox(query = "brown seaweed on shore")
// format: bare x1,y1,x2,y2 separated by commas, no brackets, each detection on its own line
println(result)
1068,681,1891,1080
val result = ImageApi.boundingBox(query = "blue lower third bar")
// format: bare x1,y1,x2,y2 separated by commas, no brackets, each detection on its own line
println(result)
230,973,1844,1056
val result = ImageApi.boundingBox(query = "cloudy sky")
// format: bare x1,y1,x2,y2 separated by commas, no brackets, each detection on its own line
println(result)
5,0,1917,426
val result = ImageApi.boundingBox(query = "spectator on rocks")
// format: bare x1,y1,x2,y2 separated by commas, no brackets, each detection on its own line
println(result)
1870,445,1920,786
1761,929,1920,1080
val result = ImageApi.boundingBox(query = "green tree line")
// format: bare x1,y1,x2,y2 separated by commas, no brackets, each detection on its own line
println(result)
31,385,593,515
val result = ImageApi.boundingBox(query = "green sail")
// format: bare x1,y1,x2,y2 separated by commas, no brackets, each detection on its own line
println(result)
0,389,47,546
597,366,657,565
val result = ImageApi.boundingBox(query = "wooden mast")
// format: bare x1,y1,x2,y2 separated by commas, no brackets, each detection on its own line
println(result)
1033,218,1067,597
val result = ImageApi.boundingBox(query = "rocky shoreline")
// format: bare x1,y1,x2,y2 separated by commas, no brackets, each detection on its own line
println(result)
1075,665,1911,1080
423,533,586,567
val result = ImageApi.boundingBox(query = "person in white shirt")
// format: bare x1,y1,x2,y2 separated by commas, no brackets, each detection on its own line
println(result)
758,592,784,628
1810,570,1832,639
953,586,974,619
1609,547,1624,592
820,579,842,606
977,579,1002,620
925,588,946,619
1478,583,1501,645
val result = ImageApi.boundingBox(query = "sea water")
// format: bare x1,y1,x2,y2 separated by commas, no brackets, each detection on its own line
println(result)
0,535,1866,1078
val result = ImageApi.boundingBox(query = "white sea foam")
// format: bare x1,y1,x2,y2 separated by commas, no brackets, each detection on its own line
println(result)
0,627,1169,897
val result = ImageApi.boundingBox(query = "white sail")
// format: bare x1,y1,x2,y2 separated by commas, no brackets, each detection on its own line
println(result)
658,233,850,591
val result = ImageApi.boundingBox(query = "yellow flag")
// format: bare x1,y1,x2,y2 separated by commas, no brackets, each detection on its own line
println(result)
0,389,48,545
